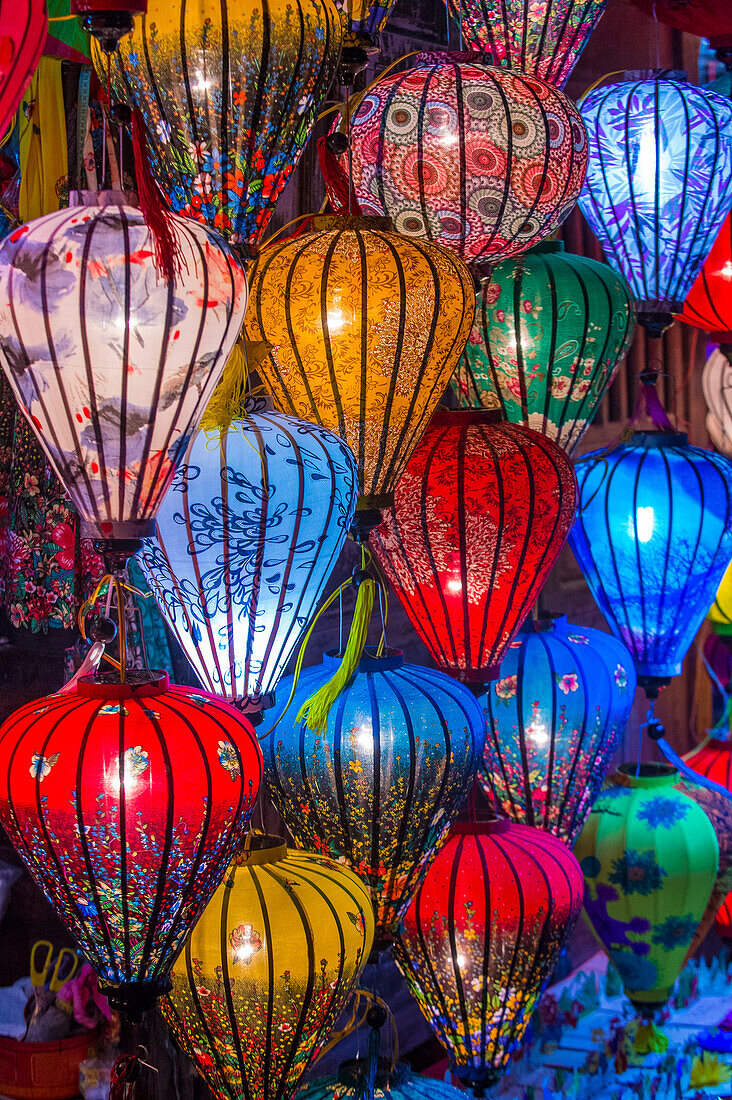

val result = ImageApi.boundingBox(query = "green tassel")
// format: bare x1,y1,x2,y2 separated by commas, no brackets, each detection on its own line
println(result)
199,337,271,433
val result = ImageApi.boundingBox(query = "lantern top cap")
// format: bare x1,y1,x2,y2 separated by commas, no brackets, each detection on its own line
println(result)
450,819,512,837
629,430,689,449
323,647,404,673
76,671,170,700
620,69,687,83
233,834,288,867
519,612,568,635
615,762,678,788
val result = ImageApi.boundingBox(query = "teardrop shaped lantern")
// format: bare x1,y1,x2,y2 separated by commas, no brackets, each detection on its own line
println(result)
139,395,358,713
370,410,577,685
346,53,587,266
0,201,248,540
266,650,483,947
702,346,732,458
480,613,636,845
568,431,732,693
679,214,732,343
451,241,635,453
0,674,263,1014
0,0,48,137
578,74,732,335
394,821,583,1090
161,836,374,1100
575,764,719,1013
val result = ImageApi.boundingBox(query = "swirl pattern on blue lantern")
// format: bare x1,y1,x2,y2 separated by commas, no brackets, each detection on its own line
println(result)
568,431,732,684
480,614,636,845
578,76,732,309
139,396,358,707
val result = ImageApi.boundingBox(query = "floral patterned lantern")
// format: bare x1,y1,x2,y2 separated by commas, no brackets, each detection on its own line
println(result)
265,649,483,947
575,764,719,1013
161,835,374,1100
480,614,636,845
394,821,583,1090
0,0,48,137
702,346,732,457
346,53,587,266
0,200,248,540
370,410,576,685
678,214,732,344
0,674,263,1014
451,241,635,453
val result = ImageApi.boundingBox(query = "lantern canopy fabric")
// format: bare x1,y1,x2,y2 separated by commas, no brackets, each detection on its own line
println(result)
161,837,374,1100
568,431,732,688
0,0,48,138
630,0,732,48
394,821,583,1089
451,240,635,453
0,202,248,540
679,213,732,341
370,410,577,684
681,738,732,953
139,396,358,710
701,345,732,458
0,674,263,1012
346,53,587,266
578,75,732,314
265,649,483,946
480,614,636,845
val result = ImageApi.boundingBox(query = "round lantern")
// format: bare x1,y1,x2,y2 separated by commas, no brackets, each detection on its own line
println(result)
568,431,732,692
630,1,732,55
103,0,342,247
370,410,577,685
265,649,483,946
0,674,263,1013
346,53,587,266
480,613,636,845
161,836,374,1100
0,1,48,138
139,395,358,713
394,821,583,1089
0,201,248,540
679,214,732,343
451,241,636,453
246,218,474,520
578,74,732,335
702,345,732,457
575,764,719,1012
682,738,732,953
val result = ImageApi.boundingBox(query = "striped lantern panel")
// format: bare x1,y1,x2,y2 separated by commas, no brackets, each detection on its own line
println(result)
679,213,732,341
0,0,47,136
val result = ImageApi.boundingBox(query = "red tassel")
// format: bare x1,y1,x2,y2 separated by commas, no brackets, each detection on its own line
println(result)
317,137,361,216
109,1053,140,1100
130,108,182,283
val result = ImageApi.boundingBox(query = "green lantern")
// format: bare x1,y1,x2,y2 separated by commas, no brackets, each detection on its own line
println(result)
451,242,636,454
575,763,718,1013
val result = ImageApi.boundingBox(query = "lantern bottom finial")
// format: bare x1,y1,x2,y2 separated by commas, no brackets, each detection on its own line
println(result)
99,975,173,1018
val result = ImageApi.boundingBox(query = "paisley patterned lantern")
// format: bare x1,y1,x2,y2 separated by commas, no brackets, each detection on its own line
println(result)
394,822,583,1090
480,614,636,845
161,835,374,1100
575,764,719,1013
451,241,635,453
265,649,483,947
370,410,577,685
0,674,263,1013
0,201,247,540
346,53,587,266
702,346,732,457
139,396,358,713
0,0,47,137
679,214,732,344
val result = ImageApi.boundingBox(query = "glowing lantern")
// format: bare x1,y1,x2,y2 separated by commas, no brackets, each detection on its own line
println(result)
709,557,732,634
480,614,636,845
682,738,732,954
0,674,263,1014
265,649,483,946
568,431,732,694
394,821,583,1089
161,836,374,1100
679,214,732,343
702,346,732,457
346,53,587,266
370,410,576,685
0,1,48,138
0,201,247,540
451,241,635,453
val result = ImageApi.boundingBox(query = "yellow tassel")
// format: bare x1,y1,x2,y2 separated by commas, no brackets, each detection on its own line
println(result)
200,337,271,433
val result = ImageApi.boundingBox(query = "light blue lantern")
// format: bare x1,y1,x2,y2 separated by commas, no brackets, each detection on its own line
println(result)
568,431,732,694
139,396,358,713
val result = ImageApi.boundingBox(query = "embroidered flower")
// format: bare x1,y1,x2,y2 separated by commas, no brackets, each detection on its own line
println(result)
124,745,149,777
614,663,628,690
651,913,698,950
495,675,518,702
30,752,59,781
229,922,263,963
636,796,688,830
568,633,588,644
555,672,579,694
156,119,173,143
217,740,241,781
609,849,666,896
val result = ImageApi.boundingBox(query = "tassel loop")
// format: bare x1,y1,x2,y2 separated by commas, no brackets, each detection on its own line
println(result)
130,108,183,283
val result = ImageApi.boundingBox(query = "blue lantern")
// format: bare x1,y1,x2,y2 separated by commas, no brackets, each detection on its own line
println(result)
480,614,636,845
579,73,732,335
139,396,358,714
569,431,732,693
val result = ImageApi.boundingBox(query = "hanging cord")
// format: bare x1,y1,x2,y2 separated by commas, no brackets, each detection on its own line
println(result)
109,1039,158,1100
643,703,732,804
314,989,398,1071
77,574,153,679
699,642,732,738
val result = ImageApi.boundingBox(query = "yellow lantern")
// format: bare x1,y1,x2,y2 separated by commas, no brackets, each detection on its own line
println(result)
160,836,374,1100
245,216,475,533
709,556,732,634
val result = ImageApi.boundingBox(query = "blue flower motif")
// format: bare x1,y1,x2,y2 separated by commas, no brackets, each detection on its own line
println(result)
608,849,666,896
636,796,688,830
651,914,698,950
613,953,658,991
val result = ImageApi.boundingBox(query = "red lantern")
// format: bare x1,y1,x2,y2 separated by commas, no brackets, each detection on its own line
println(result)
683,737,732,946
0,1,48,138
370,410,576,684
679,213,732,342
0,674,263,1014
630,1,732,52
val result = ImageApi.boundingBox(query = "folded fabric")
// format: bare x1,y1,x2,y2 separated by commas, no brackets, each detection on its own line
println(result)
56,964,111,1031
0,977,34,1039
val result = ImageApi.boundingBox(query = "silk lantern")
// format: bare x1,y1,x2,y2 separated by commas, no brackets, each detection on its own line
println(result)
0,0,48,138
0,200,247,540
575,764,718,1012
140,395,358,713
630,1,732,58
346,53,587,266
451,241,635,453
0,674,263,1013
370,410,577,685
266,649,483,946
702,346,732,457
161,836,374,1100
394,821,583,1089
578,74,732,335
568,431,732,693
480,614,636,845
679,214,732,344
682,738,732,953
709,557,732,634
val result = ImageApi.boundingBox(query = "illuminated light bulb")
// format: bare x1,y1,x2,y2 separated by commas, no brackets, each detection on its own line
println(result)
635,506,655,543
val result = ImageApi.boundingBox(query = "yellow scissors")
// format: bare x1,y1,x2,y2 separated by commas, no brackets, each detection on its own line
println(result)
30,941,79,993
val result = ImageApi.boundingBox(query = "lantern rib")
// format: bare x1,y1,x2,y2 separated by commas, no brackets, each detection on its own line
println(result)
219,863,253,1100
456,421,471,670
380,670,419,909
446,832,474,1059
117,704,132,980
552,635,591,834
512,265,531,430
419,423,459,668
367,673,383,877
475,833,491,1064
542,637,560,831
220,429,239,695
331,688,357,861
181,932,237,1100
